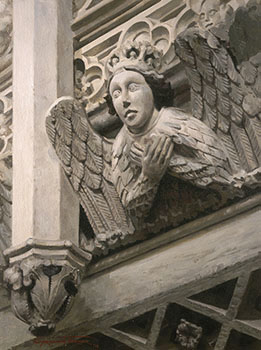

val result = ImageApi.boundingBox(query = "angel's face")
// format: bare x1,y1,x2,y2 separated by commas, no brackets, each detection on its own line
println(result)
199,0,222,29
110,70,155,134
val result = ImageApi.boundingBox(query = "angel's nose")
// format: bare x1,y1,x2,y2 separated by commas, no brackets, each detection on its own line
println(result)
123,100,130,108
205,13,210,21
122,89,130,108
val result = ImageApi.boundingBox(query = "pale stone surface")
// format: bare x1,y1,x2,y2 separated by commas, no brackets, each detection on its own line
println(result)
0,309,33,349
12,0,79,245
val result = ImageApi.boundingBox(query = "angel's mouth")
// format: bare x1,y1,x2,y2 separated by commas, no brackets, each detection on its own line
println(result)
125,110,137,120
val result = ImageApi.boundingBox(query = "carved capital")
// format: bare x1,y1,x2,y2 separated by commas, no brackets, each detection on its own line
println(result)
4,239,91,336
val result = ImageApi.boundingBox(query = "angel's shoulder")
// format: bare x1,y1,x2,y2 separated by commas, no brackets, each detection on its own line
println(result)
160,107,215,132
157,107,222,152
157,107,202,133
160,107,189,120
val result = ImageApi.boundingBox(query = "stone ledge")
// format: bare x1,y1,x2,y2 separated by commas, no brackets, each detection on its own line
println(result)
87,193,261,277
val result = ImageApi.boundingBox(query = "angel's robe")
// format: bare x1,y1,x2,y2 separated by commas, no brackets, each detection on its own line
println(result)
111,107,234,218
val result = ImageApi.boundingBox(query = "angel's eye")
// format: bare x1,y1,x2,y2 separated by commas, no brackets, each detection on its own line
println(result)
209,9,217,17
129,83,139,92
199,13,205,20
112,89,121,98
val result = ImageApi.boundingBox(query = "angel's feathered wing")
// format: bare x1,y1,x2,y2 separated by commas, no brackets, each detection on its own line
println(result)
175,27,261,182
46,97,134,250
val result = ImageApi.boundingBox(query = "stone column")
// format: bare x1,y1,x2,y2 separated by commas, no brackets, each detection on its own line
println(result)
12,0,79,245
3,0,90,336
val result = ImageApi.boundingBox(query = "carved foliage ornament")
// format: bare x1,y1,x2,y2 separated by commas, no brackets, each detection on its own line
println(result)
46,1,261,254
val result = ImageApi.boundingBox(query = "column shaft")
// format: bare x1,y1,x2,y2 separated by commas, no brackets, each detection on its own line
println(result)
12,0,79,245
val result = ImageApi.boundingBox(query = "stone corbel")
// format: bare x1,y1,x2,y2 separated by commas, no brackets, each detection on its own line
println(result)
3,239,91,336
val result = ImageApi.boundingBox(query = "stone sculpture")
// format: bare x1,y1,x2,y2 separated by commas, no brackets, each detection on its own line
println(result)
46,0,261,253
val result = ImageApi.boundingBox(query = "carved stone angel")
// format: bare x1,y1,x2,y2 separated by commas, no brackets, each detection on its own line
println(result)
46,2,261,252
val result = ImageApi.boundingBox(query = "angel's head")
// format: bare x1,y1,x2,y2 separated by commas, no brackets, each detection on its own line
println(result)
106,67,173,134
198,0,230,29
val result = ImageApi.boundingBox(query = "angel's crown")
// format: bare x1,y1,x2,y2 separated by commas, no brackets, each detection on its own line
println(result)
106,40,164,78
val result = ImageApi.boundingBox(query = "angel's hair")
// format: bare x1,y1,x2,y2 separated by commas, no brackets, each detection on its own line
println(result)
106,67,174,115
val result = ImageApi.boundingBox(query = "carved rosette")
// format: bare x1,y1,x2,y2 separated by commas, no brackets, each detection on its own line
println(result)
175,319,202,349
4,239,91,336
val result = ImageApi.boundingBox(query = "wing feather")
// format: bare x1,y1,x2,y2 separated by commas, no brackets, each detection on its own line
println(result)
191,89,203,120
55,136,71,166
230,83,244,105
231,103,244,126
244,117,261,164
211,47,228,74
217,112,230,134
230,124,258,172
186,67,202,92
71,106,89,141
55,107,72,146
203,84,216,106
216,130,241,171
217,92,231,117
204,102,217,130
71,135,87,161
216,73,230,94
